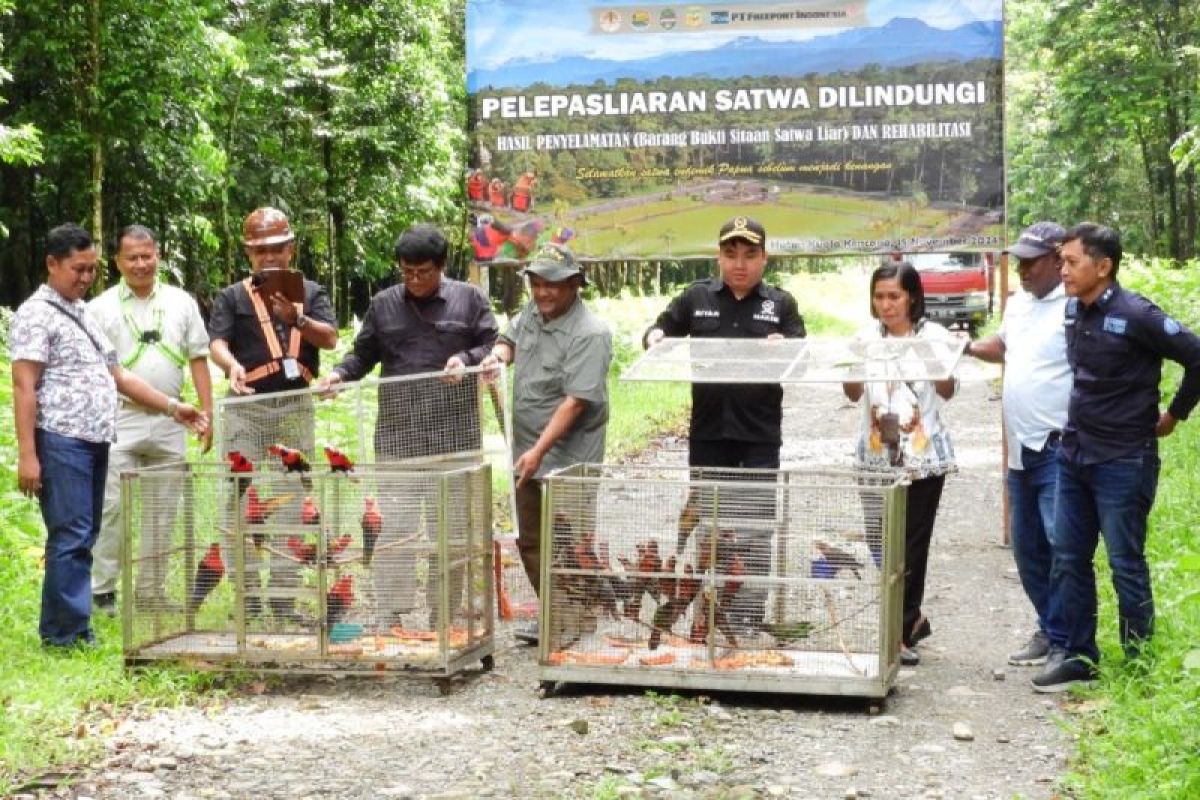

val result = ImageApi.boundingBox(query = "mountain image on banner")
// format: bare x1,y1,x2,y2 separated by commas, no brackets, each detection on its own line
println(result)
468,18,1003,92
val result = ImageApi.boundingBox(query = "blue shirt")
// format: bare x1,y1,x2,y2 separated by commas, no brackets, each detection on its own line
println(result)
1062,283,1200,464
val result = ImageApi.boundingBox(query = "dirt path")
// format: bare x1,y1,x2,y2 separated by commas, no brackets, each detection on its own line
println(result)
60,368,1072,800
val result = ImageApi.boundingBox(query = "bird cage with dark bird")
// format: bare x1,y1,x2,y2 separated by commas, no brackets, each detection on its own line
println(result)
537,464,907,699
120,460,495,677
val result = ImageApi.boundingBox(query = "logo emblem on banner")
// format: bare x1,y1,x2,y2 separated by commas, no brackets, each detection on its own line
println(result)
684,6,704,27
659,9,677,30
631,10,650,29
599,10,621,32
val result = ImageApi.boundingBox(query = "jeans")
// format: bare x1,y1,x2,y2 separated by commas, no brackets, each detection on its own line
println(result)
1052,443,1159,663
36,429,110,646
1006,436,1065,646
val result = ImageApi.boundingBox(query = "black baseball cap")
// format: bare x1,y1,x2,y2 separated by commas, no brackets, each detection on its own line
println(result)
1005,222,1066,259
718,216,766,247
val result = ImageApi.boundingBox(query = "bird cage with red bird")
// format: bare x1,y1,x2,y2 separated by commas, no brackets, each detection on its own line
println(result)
119,459,496,680
536,464,908,699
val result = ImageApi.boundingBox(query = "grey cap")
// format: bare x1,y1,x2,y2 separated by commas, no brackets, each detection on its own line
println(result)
522,243,586,284
1005,221,1066,259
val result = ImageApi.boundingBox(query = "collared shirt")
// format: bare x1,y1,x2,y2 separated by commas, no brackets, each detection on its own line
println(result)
332,279,498,381
851,319,956,478
648,278,806,445
997,284,1070,470
1062,282,1200,464
88,280,210,401
500,296,612,478
9,284,119,443
332,279,498,462
207,276,336,393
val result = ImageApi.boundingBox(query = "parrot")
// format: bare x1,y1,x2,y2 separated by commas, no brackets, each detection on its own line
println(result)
268,443,312,490
188,543,225,611
226,451,254,498
301,496,321,526
286,535,318,565
326,574,355,624
360,497,382,566
323,445,354,473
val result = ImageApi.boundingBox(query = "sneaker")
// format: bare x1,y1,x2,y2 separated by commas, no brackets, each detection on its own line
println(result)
1031,651,1097,693
92,591,117,617
513,622,539,646
905,615,932,647
899,645,920,666
1008,630,1051,666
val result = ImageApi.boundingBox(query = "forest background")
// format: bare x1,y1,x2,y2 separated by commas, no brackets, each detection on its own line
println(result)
1,0,1198,315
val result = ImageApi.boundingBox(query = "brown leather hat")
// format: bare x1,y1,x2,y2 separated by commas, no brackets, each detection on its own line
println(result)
242,207,295,247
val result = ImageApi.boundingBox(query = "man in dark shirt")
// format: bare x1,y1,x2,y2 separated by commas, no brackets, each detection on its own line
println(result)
644,216,806,632
318,224,498,625
207,207,338,622
1032,222,1200,692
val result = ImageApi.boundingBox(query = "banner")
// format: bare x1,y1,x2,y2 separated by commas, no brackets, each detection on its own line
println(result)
466,1,1004,259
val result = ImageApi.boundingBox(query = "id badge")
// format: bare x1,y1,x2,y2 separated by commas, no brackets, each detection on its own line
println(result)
282,358,301,380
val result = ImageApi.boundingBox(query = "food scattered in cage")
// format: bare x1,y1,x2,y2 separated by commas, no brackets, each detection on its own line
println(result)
537,464,907,698
121,459,496,676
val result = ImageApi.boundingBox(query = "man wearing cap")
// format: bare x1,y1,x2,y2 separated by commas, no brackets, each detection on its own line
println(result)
207,207,338,622
1030,223,1200,692
86,224,214,615
965,222,1071,669
482,244,612,640
644,217,805,633
317,223,498,625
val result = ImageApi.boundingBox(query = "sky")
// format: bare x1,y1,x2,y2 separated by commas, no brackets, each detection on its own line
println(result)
467,0,1003,72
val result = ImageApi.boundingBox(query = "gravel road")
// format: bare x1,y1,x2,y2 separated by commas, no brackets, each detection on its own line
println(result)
53,369,1074,800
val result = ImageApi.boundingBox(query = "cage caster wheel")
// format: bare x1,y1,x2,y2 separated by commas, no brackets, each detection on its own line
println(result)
480,654,495,672
537,680,559,699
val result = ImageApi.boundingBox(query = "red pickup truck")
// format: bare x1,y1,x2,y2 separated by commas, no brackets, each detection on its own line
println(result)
911,252,994,336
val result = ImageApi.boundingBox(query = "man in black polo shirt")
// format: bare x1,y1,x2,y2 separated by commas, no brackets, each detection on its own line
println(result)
317,224,498,625
645,216,805,632
1032,222,1200,692
208,207,338,621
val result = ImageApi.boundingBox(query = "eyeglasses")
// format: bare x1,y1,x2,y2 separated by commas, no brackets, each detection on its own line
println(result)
400,265,440,281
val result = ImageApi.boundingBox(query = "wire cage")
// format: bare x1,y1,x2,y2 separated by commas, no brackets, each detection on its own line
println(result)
537,464,908,698
120,461,495,676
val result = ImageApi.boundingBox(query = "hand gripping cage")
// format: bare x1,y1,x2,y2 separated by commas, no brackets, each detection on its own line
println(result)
537,464,908,699
121,366,511,677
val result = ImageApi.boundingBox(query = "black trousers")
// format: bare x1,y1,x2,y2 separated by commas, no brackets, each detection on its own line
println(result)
901,474,946,645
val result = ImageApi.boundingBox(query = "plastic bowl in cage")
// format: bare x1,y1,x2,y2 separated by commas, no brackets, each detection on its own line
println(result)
330,623,363,644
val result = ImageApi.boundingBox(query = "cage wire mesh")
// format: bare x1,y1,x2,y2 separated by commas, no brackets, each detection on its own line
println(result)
122,462,493,673
622,336,966,384
539,464,907,697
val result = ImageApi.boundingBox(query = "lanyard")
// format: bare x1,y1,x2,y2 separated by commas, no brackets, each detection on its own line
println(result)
119,282,187,369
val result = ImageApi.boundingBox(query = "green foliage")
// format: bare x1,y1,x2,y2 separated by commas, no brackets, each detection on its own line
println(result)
1060,258,1200,799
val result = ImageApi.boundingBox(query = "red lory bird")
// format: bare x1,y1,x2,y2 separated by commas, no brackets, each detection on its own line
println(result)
326,574,355,624
188,543,225,611
323,445,354,474
360,497,382,566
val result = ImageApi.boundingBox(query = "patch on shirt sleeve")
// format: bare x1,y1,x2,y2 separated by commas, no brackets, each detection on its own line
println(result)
1164,317,1182,336
1102,315,1127,335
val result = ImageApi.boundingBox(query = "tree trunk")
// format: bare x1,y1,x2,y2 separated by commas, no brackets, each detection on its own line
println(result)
88,0,105,288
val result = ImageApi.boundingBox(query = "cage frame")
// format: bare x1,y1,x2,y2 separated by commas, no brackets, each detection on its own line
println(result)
119,461,496,678
536,464,907,699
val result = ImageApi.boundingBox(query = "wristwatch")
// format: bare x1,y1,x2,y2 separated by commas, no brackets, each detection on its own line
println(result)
295,314,310,329
166,397,179,417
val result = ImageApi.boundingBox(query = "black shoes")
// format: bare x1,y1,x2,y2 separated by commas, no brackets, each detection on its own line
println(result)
899,645,920,666
1009,630,1052,666
1031,648,1098,693
92,592,117,617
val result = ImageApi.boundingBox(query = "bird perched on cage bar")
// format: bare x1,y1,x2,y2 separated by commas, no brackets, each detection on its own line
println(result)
323,445,354,473
617,539,661,622
226,451,254,498
268,443,312,490
188,543,225,611
326,574,355,624
360,496,382,566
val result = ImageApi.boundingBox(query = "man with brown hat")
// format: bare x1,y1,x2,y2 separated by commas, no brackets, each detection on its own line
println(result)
207,206,338,621
482,243,612,643
644,217,806,634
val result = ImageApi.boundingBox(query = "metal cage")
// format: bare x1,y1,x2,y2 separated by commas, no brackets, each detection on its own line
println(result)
537,464,907,698
120,462,494,676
